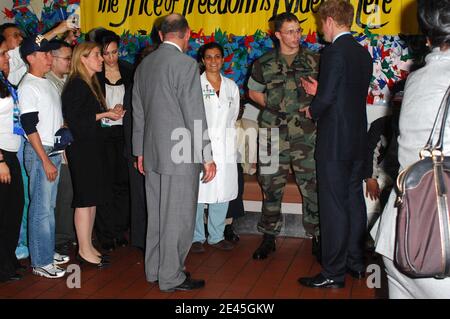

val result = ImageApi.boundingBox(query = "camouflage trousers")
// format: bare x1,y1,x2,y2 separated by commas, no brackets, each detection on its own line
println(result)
257,113,319,237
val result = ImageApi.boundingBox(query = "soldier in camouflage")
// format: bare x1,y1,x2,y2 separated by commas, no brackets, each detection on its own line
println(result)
248,12,320,260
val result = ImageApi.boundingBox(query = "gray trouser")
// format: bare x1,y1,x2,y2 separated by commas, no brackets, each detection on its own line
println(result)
383,256,450,299
144,170,199,290
55,164,75,246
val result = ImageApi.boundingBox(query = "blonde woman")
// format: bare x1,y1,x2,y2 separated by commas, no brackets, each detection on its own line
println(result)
62,42,124,267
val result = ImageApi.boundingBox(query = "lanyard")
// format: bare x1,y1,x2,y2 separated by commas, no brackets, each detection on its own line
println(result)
0,72,25,136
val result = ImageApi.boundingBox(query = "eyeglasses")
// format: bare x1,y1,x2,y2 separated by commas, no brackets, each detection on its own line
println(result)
280,28,303,36
53,55,71,61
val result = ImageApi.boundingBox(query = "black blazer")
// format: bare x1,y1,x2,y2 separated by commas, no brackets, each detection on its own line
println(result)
62,76,104,142
310,34,372,161
96,60,134,159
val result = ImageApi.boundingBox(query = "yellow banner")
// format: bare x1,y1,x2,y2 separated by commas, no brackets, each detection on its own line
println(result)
81,0,419,35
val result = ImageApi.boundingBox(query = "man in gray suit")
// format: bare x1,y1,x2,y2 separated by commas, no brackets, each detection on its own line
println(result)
132,13,216,292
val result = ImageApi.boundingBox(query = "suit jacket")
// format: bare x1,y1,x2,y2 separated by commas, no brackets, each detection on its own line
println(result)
132,42,212,176
310,34,372,161
97,60,135,159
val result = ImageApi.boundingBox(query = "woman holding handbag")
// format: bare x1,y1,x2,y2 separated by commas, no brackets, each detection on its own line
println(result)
371,0,450,298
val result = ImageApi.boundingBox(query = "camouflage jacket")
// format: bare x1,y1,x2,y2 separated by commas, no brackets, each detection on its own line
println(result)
248,48,320,115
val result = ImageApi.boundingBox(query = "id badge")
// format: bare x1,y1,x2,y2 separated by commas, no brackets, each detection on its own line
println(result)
101,118,112,127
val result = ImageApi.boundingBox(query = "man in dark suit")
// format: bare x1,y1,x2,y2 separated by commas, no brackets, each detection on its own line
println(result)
298,0,373,288
132,14,216,292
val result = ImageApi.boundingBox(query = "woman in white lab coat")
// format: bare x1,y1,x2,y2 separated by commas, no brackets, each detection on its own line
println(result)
191,42,240,252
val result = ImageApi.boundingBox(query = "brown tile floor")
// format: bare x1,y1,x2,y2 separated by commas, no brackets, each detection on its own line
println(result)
0,235,387,299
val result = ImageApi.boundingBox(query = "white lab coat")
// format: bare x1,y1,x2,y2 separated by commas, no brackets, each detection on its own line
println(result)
198,72,240,203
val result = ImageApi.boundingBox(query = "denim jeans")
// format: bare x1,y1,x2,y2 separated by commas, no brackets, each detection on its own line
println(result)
24,142,61,267
193,202,229,244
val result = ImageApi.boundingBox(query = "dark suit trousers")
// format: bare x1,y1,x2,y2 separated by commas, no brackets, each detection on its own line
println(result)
0,151,24,281
144,170,199,290
128,158,147,249
95,127,130,244
226,164,245,219
55,163,75,247
316,160,367,282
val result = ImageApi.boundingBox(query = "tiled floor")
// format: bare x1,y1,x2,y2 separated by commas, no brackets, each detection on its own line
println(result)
0,235,387,299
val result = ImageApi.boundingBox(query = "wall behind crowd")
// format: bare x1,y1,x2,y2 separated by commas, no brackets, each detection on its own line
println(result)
1,0,423,107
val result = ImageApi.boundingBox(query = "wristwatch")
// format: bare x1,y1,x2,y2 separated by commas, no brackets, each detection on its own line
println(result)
0,159,5,163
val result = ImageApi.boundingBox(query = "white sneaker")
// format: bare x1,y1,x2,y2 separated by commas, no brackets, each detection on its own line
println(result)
54,252,70,265
32,264,66,279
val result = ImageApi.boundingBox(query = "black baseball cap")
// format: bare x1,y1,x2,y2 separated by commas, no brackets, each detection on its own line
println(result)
19,34,61,61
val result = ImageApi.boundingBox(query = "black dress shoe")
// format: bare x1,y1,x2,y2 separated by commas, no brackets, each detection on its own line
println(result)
150,271,191,284
252,234,276,260
8,273,23,281
76,254,110,268
346,268,366,279
161,277,205,292
298,273,345,289
224,224,240,242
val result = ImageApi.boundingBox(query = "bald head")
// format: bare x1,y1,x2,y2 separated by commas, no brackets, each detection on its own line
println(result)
160,13,189,40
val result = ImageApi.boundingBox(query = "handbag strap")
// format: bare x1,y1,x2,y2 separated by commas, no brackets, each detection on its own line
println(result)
435,85,450,152
423,85,450,153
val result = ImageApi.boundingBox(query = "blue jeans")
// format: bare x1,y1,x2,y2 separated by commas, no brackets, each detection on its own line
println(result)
193,202,229,244
24,142,61,267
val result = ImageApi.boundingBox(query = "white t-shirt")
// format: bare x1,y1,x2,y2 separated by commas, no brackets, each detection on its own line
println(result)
7,46,27,86
102,83,125,126
18,73,63,147
0,96,21,152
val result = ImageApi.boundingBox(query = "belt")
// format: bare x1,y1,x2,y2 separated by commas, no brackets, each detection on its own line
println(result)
265,107,288,120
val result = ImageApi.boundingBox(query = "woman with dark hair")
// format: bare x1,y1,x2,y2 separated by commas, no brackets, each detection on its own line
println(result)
91,30,134,251
0,34,24,282
372,0,450,298
190,42,240,253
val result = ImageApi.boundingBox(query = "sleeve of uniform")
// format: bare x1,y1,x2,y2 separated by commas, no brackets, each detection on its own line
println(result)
310,49,344,120
132,68,145,157
247,59,266,93
178,59,213,163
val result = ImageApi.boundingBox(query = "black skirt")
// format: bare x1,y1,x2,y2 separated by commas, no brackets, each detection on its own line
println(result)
66,139,105,208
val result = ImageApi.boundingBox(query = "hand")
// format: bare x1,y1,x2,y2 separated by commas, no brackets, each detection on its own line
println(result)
42,159,58,182
300,76,318,96
299,106,312,120
365,178,380,201
112,104,123,113
0,162,11,184
64,29,80,45
53,20,72,36
201,161,216,183
106,110,125,121
137,156,145,175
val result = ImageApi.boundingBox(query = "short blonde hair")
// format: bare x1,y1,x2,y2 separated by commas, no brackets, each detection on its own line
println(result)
319,0,354,28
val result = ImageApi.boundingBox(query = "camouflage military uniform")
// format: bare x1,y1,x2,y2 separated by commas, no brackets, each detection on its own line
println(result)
248,48,320,237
